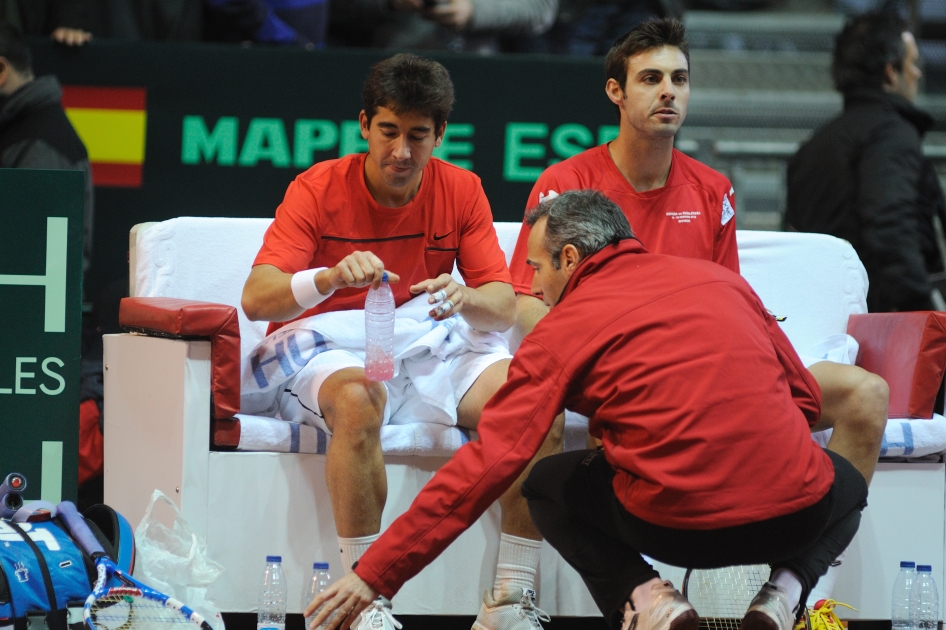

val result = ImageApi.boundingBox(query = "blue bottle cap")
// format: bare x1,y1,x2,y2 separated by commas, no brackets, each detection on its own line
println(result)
382,271,389,283
902,561,917,568
313,562,329,570
266,555,282,563
918,565,933,572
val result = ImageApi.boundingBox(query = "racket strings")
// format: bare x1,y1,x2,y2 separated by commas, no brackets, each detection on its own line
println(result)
685,565,770,630
90,594,194,630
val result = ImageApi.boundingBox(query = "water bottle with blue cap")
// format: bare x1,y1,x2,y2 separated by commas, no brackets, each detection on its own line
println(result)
258,555,287,630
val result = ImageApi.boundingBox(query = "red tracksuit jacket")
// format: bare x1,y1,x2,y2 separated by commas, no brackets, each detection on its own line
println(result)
354,239,834,599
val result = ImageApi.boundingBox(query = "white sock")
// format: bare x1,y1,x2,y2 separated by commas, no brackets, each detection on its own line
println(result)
339,534,379,575
492,533,542,600
770,569,804,611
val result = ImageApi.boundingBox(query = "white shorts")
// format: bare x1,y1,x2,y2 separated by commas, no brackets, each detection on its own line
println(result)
276,347,510,433
800,333,860,369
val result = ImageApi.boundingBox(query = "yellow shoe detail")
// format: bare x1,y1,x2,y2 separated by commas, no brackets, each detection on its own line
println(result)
801,599,858,630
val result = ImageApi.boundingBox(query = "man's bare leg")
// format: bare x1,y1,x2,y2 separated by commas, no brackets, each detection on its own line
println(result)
457,359,565,608
808,362,888,485
319,367,388,570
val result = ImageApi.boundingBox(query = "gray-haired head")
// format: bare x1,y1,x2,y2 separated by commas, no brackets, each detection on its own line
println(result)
525,189,634,269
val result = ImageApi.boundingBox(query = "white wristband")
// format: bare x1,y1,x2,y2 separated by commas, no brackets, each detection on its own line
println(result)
291,268,334,309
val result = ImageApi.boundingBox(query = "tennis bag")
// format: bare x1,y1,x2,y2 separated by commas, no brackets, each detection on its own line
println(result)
0,503,135,630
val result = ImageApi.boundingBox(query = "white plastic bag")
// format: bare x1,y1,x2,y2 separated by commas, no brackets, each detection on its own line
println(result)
134,490,226,630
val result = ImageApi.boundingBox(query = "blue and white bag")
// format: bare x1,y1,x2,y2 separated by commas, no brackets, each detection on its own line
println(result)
0,503,135,630
0,517,92,630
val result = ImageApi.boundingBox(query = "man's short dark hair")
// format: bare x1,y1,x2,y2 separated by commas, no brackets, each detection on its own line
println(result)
525,190,634,268
832,12,908,96
0,21,32,75
605,18,689,119
362,53,454,137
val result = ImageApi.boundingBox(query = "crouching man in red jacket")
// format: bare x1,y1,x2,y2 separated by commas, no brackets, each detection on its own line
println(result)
307,189,869,630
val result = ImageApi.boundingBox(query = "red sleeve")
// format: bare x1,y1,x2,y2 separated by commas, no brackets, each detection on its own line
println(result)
253,177,320,273
456,184,512,287
509,171,565,295
353,338,567,599
715,186,740,274
764,305,822,426
508,222,534,295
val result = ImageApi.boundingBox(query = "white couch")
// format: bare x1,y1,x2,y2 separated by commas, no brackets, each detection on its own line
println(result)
103,219,946,619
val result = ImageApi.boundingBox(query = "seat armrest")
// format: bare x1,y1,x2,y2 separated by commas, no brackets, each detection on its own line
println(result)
847,312,946,418
119,297,241,419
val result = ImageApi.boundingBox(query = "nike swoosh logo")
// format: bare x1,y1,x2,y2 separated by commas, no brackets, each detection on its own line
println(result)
433,231,454,241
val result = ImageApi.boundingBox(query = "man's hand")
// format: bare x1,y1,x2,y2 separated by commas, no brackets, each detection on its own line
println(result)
410,274,465,321
422,0,474,30
242,254,400,323
51,27,92,46
304,573,379,630
322,251,400,293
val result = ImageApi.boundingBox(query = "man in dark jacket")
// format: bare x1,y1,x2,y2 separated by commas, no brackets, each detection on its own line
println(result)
786,12,946,313
0,20,93,273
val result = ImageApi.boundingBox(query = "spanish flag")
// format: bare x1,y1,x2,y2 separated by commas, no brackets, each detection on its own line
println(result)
62,86,147,188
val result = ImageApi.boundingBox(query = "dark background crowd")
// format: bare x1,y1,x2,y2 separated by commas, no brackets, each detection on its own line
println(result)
0,0,943,62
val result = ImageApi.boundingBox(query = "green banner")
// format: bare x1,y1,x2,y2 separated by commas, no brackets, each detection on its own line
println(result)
27,40,613,300
0,169,84,504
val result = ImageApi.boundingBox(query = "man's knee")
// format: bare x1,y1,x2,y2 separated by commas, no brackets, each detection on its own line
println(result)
837,370,889,436
813,363,888,434
320,370,386,436
858,371,889,426
457,359,511,428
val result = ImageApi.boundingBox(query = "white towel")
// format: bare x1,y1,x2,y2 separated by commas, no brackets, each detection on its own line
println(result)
234,414,470,457
240,293,508,426
235,413,327,454
811,415,946,460
879,415,946,459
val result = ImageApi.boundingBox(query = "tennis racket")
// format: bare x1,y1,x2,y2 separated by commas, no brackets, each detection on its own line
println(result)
682,565,771,630
58,502,213,630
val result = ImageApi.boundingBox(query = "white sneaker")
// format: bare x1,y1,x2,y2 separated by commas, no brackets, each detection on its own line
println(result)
741,583,797,630
472,588,550,630
621,581,699,630
356,597,402,630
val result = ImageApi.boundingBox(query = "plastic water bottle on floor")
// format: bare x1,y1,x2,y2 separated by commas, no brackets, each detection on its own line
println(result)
893,561,916,630
303,562,337,630
911,565,939,630
365,272,395,382
258,555,288,630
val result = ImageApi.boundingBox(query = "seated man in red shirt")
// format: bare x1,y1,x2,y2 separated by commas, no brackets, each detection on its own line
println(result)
241,53,545,629
305,190,869,630
506,21,887,606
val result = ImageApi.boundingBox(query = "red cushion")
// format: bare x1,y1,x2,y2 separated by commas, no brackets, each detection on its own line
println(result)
212,417,242,448
847,312,946,418
119,297,241,419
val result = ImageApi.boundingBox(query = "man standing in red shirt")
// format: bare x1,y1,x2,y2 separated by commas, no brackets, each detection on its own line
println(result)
506,21,887,606
306,190,869,630
241,53,551,630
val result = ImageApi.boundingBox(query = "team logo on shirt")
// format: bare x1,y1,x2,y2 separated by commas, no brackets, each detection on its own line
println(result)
721,188,735,225
538,190,559,204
